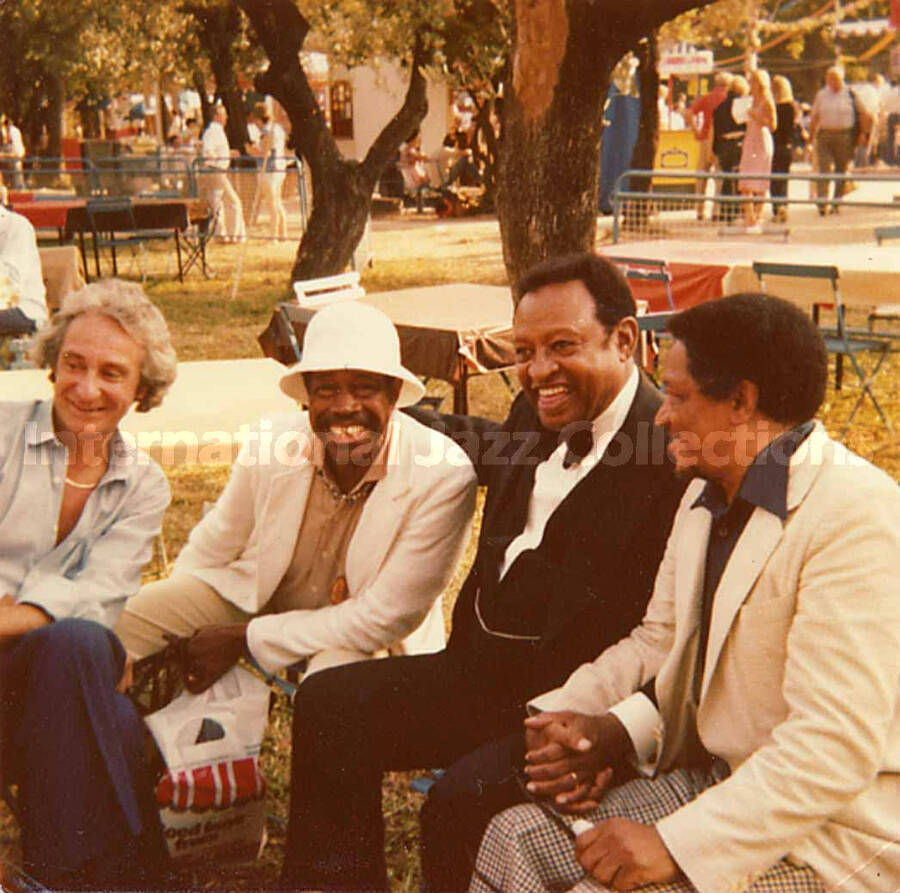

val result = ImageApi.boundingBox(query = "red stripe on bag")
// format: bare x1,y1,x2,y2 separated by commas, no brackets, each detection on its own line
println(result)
191,765,216,810
232,757,257,803
176,769,190,810
156,771,174,807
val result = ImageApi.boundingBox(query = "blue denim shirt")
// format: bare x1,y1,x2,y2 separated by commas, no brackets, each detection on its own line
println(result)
0,399,170,628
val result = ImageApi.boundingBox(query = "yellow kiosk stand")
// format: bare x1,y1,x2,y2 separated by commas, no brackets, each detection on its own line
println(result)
653,129,702,193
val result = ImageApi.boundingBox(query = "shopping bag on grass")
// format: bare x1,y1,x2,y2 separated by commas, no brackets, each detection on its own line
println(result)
144,665,270,864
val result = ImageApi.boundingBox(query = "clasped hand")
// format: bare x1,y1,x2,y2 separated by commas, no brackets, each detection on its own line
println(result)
523,711,631,813
524,711,680,887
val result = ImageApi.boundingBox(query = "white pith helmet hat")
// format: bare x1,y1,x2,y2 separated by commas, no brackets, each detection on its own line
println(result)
279,301,425,407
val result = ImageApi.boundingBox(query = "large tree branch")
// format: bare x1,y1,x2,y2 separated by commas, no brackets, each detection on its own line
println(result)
358,32,431,188
236,0,339,178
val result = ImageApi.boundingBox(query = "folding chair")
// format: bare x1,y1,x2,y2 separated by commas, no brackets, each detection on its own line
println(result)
607,256,676,310
609,257,676,375
180,202,216,279
84,196,172,280
869,226,900,333
753,261,893,440
292,271,365,307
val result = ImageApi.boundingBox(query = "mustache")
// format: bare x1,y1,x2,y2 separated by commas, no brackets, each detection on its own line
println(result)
313,411,380,433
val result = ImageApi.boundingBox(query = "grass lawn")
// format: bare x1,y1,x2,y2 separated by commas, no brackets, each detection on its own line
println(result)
2,221,898,889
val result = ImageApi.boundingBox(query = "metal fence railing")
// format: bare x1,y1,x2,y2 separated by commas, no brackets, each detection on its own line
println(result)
15,157,98,196
611,169,900,244
11,153,311,242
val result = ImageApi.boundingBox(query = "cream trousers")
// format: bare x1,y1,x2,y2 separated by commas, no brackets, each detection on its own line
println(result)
115,574,377,679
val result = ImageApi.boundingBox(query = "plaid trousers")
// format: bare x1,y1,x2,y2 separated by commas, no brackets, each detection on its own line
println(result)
470,767,826,893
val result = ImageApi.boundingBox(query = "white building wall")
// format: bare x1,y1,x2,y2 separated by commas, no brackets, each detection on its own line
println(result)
331,58,449,163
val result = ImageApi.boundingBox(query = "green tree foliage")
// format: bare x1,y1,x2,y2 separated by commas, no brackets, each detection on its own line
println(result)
0,0,202,153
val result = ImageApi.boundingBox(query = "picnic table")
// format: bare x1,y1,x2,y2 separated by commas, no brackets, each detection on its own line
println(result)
9,195,211,281
11,199,83,238
64,198,210,282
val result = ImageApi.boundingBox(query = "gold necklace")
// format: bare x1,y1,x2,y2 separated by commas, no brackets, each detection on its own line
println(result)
315,467,375,504
65,476,99,490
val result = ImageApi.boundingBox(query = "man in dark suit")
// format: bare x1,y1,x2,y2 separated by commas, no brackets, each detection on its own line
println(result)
281,253,686,891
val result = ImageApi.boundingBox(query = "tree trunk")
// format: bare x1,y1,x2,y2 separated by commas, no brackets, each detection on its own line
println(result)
237,0,431,284
186,0,249,151
499,0,711,297
622,32,660,229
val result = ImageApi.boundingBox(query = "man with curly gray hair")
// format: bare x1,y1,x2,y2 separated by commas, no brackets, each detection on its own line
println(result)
1,278,176,889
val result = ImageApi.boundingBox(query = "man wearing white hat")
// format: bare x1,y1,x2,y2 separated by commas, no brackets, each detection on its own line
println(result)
115,301,476,688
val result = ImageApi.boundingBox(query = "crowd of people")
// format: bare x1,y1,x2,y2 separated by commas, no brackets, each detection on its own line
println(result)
681,65,900,226
380,94,490,213
0,231,897,891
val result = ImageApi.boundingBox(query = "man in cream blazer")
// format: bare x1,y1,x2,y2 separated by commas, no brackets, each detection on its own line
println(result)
116,302,475,684
473,293,899,893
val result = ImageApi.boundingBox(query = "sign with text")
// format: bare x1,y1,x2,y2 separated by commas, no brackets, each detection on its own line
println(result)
659,50,714,77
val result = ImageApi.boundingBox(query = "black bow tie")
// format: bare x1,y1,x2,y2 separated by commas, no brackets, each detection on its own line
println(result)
562,426,594,469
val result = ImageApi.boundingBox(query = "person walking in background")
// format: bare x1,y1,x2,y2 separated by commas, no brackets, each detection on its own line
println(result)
201,104,246,242
738,69,776,231
810,66,870,215
770,75,797,222
250,107,288,240
687,72,732,221
712,75,749,222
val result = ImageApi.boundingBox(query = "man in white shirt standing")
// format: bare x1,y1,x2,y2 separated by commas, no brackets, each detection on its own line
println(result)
809,66,869,215
0,195,48,336
200,104,246,242
473,293,899,893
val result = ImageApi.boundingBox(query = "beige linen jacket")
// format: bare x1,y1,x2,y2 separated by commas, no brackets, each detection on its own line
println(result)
172,411,476,673
537,425,900,892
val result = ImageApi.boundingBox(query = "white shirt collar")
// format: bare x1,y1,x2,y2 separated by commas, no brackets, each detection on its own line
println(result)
556,363,639,469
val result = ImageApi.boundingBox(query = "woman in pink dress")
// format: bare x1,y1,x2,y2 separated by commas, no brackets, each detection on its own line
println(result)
739,69,776,230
